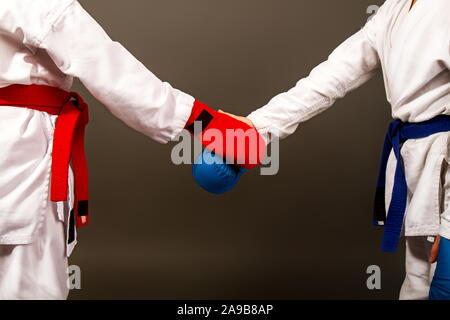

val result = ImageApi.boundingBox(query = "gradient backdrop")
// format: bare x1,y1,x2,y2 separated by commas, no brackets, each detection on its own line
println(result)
69,0,403,299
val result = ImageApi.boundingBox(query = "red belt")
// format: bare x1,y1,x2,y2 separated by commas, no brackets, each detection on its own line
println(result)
0,84,89,228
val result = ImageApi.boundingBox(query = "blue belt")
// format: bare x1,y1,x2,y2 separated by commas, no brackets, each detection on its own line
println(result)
373,115,450,252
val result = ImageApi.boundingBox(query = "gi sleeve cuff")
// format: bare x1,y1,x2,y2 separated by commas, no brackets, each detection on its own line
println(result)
247,112,273,145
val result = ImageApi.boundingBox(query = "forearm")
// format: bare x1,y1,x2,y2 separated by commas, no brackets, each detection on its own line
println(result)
39,1,194,143
248,27,380,141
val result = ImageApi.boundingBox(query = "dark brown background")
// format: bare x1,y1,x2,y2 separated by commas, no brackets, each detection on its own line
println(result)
69,0,403,299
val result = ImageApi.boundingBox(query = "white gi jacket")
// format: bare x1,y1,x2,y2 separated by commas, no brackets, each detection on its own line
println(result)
0,0,194,249
248,0,450,238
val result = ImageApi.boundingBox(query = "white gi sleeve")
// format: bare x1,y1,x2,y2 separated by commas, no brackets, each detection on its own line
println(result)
38,0,194,143
247,6,385,140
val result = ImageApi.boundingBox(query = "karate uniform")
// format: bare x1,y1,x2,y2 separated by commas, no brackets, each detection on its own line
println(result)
0,0,194,299
247,0,450,299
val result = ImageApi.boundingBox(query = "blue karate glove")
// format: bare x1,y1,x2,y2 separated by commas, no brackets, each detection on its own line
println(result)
192,148,247,194
429,236,450,300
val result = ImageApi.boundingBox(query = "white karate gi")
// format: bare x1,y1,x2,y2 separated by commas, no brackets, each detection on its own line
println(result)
0,0,194,299
248,0,450,299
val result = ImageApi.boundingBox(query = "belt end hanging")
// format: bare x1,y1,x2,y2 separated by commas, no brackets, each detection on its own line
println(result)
75,200,89,227
373,186,387,225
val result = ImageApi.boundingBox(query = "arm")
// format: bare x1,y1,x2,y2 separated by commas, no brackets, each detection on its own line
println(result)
247,7,385,141
37,0,194,144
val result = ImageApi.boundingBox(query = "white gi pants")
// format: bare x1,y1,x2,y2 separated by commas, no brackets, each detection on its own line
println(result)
0,201,69,300
399,236,437,300
0,222,439,300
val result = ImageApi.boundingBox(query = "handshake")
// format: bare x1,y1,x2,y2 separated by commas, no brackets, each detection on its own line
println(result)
184,101,266,194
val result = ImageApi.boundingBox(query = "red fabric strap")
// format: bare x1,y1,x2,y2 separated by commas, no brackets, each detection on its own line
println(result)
0,84,90,228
